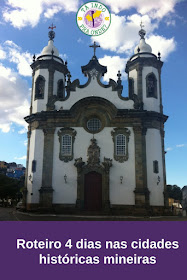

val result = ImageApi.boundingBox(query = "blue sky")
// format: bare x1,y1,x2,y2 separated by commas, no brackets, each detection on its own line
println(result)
0,0,186,187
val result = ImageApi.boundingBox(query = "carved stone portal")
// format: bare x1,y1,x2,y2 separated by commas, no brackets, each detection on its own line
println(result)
74,138,112,211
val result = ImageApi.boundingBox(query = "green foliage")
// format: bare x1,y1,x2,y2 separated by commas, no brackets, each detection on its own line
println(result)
0,174,22,199
167,185,182,202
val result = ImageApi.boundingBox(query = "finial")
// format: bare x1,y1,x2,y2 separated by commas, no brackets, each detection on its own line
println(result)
67,72,71,82
89,41,100,57
33,54,36,62
65,60,68,66
117,70,122,85
139,20,146,39
48,23,56,41
158,51,161,60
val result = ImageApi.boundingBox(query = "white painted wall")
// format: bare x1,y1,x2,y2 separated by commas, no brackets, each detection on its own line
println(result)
32,69,49,113
27,129,44,204
52,127,135,205
129,69,138,96
146,128,164,206
55,77,134,110
142,67,160,112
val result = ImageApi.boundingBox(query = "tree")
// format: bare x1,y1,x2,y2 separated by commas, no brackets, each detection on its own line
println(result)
0,174,22,201
166,184,182,202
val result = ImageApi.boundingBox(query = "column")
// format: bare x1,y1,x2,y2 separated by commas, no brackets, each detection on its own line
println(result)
39,128,55,209
133,125,150,206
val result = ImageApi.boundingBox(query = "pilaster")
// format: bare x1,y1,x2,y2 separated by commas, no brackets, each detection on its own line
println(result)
136,64,143,110
133,125,149,206
39,127,55,209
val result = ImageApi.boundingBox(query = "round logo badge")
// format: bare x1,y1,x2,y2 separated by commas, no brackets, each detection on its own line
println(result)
76,1,111,36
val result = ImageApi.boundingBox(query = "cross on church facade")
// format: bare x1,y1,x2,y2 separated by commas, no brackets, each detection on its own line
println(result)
89,41,100,57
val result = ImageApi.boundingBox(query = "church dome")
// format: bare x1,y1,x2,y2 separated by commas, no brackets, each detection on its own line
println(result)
41,40,59,57
134,26,152,54
134,38,152,54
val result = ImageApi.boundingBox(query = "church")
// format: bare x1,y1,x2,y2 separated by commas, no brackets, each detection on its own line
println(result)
24,25,169,215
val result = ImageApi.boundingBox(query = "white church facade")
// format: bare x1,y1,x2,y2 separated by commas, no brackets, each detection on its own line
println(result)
24,26,169,215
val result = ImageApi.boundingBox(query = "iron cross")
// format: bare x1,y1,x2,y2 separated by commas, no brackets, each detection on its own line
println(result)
89,41,100,57
49,23,56,30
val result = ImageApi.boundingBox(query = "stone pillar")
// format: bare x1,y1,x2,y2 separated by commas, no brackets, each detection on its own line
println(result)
136,64,143,110
30,71,35,115
47,67,55,110
160,127,168,207
133,125,149,206
158,68,163,114
23,127,31,209
39,128,55,209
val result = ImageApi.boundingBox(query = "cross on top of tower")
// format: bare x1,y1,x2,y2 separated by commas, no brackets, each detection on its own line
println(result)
140,21,144,29
49,23,56,30
48,24,56,41
139,20,146,39
89,41,100,57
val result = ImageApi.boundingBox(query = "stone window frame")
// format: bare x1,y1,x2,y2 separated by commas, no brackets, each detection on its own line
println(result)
111,128,131,162
35,75,45,100
58,128,77,162
83,115,104,134
57,79,65,99
153,160,159,174
146,72,157,99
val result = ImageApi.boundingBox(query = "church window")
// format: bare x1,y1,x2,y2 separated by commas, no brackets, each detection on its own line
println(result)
146,73,157,98
32,160,36,172
62,135,72,156
116,134,126,156
129,78,134,98
35,75,45,99
57,79,65,98
58,128,77,162
111,128,130,163
153,160,159,173
87,118,101,132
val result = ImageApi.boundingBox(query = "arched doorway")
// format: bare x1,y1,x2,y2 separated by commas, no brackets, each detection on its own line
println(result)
84,171,102,211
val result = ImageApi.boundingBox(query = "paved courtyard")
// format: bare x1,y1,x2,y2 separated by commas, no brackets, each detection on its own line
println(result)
0,207,187,221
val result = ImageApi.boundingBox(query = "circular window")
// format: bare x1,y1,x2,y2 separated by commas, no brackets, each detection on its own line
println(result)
87,118,101,132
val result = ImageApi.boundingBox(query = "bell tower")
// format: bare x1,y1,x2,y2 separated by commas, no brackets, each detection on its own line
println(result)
25,26,69,210
126,23,163,113
125,24,168,210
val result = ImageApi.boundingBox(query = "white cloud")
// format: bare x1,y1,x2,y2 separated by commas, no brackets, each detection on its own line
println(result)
92,13,155,54
176,144,186,148
14,155,27,160
102,0,181,19
147,35,176,60
93,13,176,60
166,147,173,151
23,140,28,146
99,56,127,82
0,64,30,133
3,0,80,29
3,40,32,76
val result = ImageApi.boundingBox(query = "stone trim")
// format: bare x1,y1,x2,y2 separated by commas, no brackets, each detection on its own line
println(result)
146,72,157,99
133,125,149,206
111,128,130,162
31,59,69,75
34,75,45,100
74,139,112,211
39,128,55,209
58,128,77,162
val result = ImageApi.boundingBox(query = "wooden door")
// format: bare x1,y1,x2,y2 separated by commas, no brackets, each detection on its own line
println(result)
84,171,102,211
